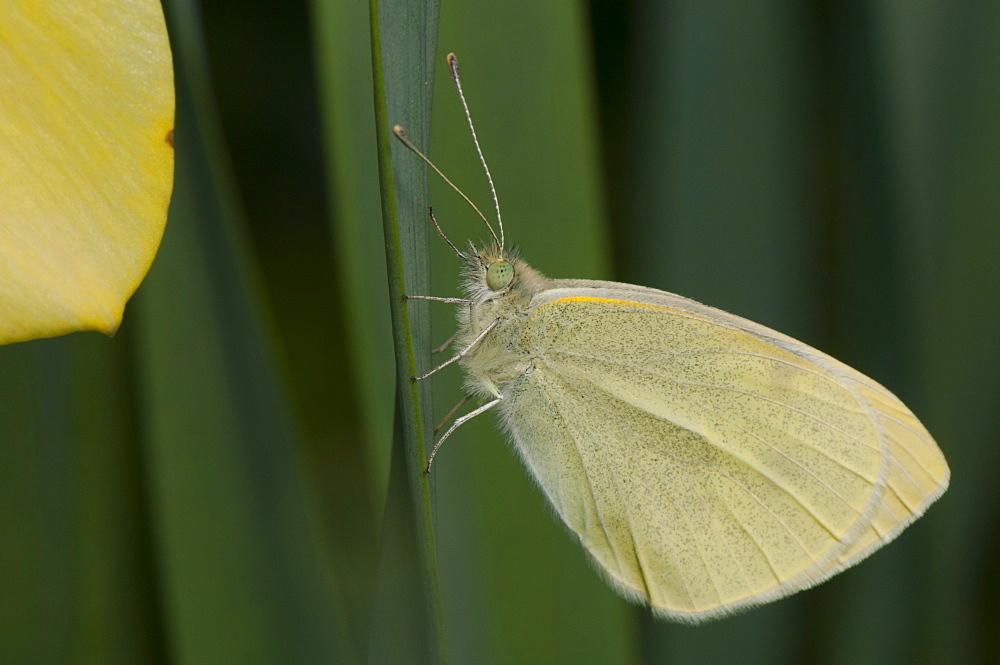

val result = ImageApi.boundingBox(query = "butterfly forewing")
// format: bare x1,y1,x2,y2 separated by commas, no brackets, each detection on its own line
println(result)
824,380,948,569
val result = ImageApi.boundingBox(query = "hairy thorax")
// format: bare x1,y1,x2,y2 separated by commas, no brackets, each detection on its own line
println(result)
455,253,548,399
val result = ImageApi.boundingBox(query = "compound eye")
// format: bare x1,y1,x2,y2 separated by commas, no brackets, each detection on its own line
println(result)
486,260,514,291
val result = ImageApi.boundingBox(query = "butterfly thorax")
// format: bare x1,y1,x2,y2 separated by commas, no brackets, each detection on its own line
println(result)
455,245,549,400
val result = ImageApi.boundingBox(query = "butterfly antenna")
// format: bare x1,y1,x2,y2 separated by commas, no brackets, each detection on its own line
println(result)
392,125,501,248
429,207,466,260
447,53,504,250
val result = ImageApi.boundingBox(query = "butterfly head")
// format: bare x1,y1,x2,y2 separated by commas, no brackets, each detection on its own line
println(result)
460,241,544,306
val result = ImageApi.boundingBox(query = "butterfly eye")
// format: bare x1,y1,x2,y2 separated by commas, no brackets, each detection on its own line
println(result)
486,260,514,291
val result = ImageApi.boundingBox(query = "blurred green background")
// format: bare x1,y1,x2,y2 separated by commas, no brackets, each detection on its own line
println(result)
2,0,998,663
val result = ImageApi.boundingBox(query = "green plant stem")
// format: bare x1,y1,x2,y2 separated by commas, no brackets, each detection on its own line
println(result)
368,0,446,663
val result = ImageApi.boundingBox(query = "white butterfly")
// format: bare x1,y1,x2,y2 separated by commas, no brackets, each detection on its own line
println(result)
395,54,949,622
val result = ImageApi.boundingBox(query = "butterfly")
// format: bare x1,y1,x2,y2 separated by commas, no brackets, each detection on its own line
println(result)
393,53,949,622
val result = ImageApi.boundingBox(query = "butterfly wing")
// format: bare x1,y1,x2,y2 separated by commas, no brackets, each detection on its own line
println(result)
499,281,948,622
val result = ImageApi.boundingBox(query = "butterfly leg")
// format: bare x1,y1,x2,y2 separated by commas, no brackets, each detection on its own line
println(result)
413,317,500,381
425,394,502,474
432,330,458,355
434,394,472,434
404,295,473,305
402,294,471,353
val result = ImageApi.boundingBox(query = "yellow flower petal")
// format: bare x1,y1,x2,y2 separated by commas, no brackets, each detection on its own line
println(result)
0,0,174,344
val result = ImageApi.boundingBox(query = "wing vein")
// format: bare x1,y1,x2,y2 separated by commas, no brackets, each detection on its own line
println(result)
541,370,703,608
868,409,940,488
546,364,836,563
535,378,628,584
547,350,877,488
665,349,852,392
716,492,783,586
547,349,876,451
684,392,860,537
542,361,824,588
668,379,878,452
